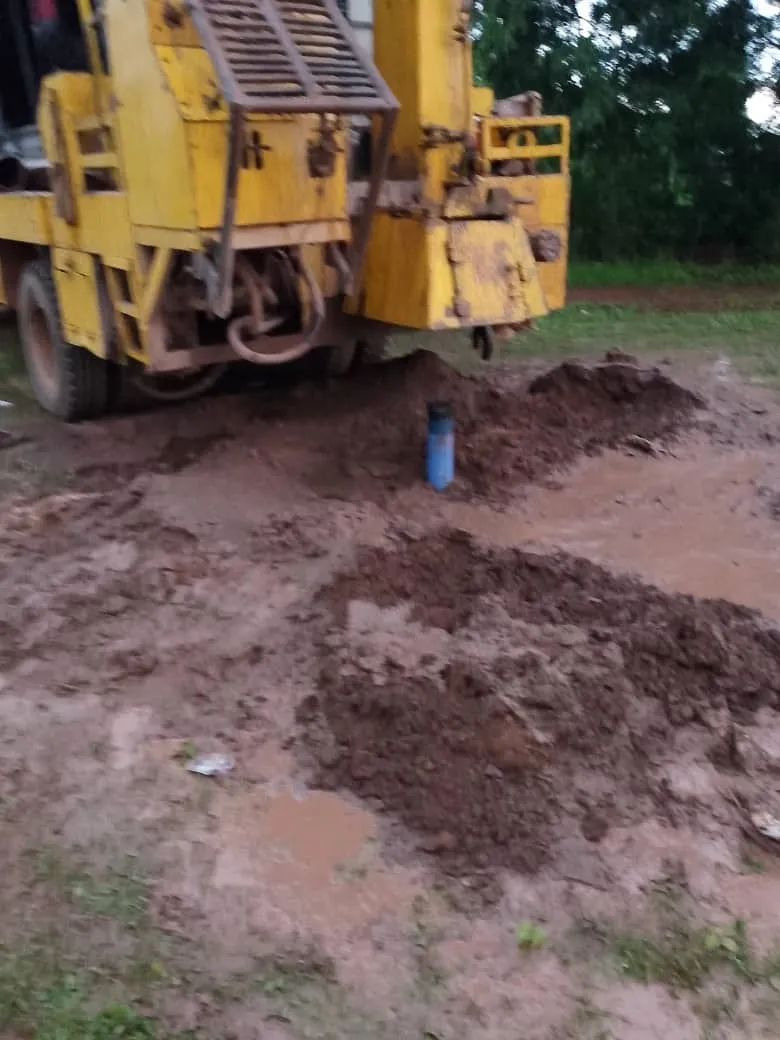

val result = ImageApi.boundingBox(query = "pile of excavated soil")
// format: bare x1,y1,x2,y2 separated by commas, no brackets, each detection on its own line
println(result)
305,529,780,895
317,351,703,498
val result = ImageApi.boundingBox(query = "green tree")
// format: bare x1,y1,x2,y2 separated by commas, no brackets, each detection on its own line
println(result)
474,0,780,261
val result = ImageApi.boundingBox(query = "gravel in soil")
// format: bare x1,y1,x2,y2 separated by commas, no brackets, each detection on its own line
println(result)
306,528,780,898
297,350,703,500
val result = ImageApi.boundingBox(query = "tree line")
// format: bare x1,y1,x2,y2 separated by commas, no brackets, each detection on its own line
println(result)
474,0,780,262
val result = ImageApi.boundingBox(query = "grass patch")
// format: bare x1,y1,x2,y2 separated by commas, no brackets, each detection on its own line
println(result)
419,304,780,385
33,849,150,930
569,261,780,289
4,842,393,1040
613,919,753,991
0,952,189,1040
569,881,780,1003
0,321,32,410
527,305,780,363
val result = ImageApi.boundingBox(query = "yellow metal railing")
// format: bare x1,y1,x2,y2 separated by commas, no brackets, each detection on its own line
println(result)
478,115,571,173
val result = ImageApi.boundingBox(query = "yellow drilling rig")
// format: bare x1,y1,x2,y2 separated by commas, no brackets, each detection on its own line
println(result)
0,0,570,419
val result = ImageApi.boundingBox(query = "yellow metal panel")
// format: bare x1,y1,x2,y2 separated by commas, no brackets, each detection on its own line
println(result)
36,74,135,262
139,246,173,323
156,44,225,122
358,214,550,330
478,174,570,313
134,226,201,250
52,248,106,356
76,194,134,258
539,256,568,312
535,225,569,312
472,87,495,118
374,0,471,194
188,122,348,229
0,194,52,245
104,265,145,362
147,0,201,48
440,220,546,328
226,221,350,250
357,214,431,328
519,174,571,227
104,0,197,230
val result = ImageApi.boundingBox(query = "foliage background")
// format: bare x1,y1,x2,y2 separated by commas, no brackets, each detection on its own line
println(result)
473,0,780,262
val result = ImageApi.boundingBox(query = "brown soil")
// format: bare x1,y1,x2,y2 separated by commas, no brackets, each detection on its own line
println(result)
4,350,780,1038
306,351,702,499
309,528,780,896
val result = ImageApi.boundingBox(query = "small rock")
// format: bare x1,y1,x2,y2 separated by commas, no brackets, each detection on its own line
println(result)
103,595,131,617
350,751,377,781
420,830,458,854
556,627,588,649
295,693,320,724
581,810,609,843
318,742,343,768
485,764,504,780
605,349,638,366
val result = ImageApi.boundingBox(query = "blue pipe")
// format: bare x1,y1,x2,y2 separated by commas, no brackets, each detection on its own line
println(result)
426,401,455,491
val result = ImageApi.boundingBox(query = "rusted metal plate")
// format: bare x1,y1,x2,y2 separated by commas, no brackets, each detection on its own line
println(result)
446,220,548,326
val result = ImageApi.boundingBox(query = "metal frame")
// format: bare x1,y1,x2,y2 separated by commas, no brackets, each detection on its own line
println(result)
189,0,396,114
478,116,571,173
187,0,398,313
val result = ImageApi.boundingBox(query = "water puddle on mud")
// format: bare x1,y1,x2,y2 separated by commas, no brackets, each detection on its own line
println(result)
444,442,780,619
211,787,417,936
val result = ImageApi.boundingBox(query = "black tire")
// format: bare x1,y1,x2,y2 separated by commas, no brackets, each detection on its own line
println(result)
18,259,108,421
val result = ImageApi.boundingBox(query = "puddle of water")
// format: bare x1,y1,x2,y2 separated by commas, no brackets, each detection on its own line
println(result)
211,787,418,937
445,444,780,620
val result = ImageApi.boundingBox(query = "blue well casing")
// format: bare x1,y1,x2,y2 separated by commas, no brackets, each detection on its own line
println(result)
427,402,455,491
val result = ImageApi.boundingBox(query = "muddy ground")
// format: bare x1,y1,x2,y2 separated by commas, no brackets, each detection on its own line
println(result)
4,346,780,1038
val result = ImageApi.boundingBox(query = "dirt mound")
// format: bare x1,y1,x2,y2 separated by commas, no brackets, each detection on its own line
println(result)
321,352,702,499
305,529,780,897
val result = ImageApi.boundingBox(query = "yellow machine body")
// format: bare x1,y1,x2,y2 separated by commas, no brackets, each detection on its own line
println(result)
0,0,571,408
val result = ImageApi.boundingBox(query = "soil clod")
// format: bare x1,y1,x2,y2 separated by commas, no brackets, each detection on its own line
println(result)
308,528,780,897
311,352,703,500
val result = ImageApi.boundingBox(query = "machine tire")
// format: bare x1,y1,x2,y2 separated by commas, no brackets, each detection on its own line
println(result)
18,259,108,421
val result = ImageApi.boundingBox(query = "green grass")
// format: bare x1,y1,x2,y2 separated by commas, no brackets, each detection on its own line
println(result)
0,322,31,410
613,919,754,992
32,849,150,930
530,304,780,361
569,260,780,289
1,842,395,1040
0,954,189,1040
425,304,780,382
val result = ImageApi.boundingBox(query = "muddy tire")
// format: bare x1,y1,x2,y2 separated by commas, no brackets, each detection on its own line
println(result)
18,259,108,421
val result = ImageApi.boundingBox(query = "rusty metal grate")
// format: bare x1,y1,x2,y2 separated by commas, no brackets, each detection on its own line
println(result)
190,0,394,114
